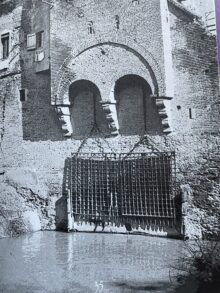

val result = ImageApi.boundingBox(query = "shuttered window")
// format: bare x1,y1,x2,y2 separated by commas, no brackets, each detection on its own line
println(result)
1,33,9,59
27,33,36,50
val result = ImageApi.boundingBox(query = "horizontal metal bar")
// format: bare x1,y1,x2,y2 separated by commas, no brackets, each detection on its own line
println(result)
71,152,175,155
121,214,175,219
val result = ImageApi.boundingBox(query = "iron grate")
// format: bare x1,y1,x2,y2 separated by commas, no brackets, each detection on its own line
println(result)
70,152,177,228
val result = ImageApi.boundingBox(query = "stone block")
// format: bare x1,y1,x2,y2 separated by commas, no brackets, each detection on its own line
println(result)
22,210,41,232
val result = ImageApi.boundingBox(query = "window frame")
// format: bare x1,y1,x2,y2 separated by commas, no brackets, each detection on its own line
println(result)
36,31,44,49
27,33,37,50
1,33,10,60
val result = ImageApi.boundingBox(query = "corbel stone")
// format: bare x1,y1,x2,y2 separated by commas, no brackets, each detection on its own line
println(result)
56,105,73,137
152,95,173,134
100,100,119,136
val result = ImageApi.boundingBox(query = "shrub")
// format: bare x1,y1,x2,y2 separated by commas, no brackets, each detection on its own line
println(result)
173,239,220,293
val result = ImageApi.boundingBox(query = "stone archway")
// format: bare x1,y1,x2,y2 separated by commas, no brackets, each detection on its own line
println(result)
52,42,161,106
114,74,163,135
69,80,110,137
54,43,172,136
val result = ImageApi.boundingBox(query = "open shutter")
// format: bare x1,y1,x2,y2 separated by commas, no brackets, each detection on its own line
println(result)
27,33,36,50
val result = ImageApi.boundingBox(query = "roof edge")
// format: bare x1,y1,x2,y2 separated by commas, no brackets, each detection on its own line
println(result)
167,0,199,20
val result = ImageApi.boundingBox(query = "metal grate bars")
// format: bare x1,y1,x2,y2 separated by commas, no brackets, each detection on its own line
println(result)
70,152,176,226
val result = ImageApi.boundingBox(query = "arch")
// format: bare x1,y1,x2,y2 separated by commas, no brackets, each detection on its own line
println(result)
115,74,163,135
69,79,110,137
53,42,162,105
69,79,100,104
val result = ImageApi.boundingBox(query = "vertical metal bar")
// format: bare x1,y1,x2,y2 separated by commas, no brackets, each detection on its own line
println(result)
119,156,122,215
111,157,114,220
132,159,135,215
83,159,86,218
142,156,148,216
121,159,125,215
98,159,101,216
70,157,73,226
69,156,72,225
96,160,99,216
138,158,143,215
163,154,169,218
159,154,164,217
115,158,119,218
94,157,96,217
129,158,132,215
103,155,109,218
127,159,131,215
91,158,94,216
79,158,82,216
121,158,125,215
87,158,90,217
134,158,139,215
169,154,174,219
150,156,154,217
172,153,176,219
75,157,78,215
147,157,151,216
81,159,84,218
121,158,124,215
124,159,128,215
154,155,160,217
70,156,72,213
101,159,103,216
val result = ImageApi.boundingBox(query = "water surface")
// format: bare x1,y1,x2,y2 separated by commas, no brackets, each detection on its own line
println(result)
0,232,183,292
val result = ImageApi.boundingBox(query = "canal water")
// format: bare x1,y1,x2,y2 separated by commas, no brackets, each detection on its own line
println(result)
0,232,184,293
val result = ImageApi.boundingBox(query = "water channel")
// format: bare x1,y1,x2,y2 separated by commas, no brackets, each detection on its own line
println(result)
0,232,184,293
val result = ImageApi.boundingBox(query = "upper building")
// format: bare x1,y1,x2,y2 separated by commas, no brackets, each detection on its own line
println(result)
178,0,216,34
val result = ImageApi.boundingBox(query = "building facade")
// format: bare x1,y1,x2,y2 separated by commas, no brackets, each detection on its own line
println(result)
0,0,219,238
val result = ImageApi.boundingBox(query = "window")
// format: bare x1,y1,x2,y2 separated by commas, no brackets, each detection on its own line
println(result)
88,21,95,34
1,33,9,59
132,0,139,6
27,33,36,50
115,15,120,29
19,89,27,102
189,108,195,119
36,31,44,48
27,31,44,50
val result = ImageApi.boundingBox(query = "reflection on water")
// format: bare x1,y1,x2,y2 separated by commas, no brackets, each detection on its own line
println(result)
0,232,183,293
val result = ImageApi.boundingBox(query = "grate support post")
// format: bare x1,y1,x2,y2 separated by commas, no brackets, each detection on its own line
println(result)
67,189,73,232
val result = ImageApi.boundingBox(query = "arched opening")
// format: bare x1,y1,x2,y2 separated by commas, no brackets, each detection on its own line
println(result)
115,75,163,135
69,80,109,137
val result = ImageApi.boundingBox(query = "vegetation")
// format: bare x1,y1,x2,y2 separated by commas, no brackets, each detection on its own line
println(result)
173,238,220,293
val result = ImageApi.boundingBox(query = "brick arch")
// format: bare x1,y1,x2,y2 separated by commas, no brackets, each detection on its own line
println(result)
56,77,120,137
69,79,102,104
114,74,163,135
114,73,152,93
52,42,163,105
69,79,110,137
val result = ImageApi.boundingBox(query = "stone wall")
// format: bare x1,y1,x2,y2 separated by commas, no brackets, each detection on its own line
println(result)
50,0,167,99
169,2,220,134
19,0,62,142
0,0,219,239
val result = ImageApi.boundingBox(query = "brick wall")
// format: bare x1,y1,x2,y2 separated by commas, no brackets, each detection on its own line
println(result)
20,0,63,141
169,3,220,134
50,0,167,101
